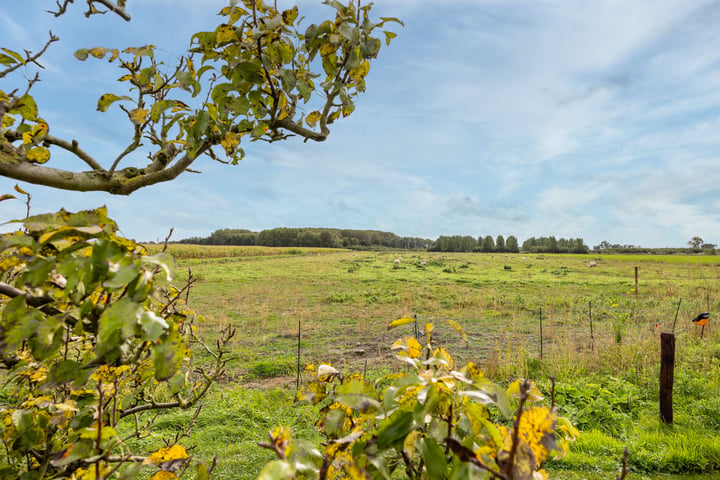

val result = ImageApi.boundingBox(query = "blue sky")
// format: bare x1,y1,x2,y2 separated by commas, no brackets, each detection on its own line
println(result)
2,0,720,247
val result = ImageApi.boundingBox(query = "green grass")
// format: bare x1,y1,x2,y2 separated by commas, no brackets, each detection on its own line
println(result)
146,248,720,478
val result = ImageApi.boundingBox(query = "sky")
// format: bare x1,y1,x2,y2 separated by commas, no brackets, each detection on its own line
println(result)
2,0,720,248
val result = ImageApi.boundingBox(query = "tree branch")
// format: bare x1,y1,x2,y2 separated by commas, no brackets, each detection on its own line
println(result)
272,118,329,142
0,32,59,79
0,144,205,195
43,135,106,172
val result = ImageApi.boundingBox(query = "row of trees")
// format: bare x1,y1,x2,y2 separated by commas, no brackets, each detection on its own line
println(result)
182,229,594,254
429,234,520,252
522,236,589,254
178,227,431,249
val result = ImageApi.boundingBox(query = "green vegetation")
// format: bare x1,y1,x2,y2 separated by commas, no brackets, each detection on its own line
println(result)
140,245,720,478
179,228,430,250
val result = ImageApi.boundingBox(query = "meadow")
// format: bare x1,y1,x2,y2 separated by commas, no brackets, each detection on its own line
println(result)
147,245,720,479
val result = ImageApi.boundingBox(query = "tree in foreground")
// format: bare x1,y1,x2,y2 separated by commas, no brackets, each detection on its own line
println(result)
0,0,401,194
0,1,401,479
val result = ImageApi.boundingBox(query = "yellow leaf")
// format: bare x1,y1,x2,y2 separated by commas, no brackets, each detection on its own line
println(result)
186,58,196,78
507,379,544,402
144,444,189,466
407,337,422,359
349,60,370,83
26,146,50,164
388,315,415,329
305,110,321,128
149,472,178,480
319,42,336,57
221,131,241,155
90,47,107,58
129,108,148,125
13,184,28,195
434,347,453,369
447,319,468,341
216,24,236,44
425,323,434,340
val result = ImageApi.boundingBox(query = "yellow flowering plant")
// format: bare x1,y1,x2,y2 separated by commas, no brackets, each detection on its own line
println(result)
259,321,578,480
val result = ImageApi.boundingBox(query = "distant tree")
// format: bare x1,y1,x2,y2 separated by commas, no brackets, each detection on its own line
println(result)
506,235,519,253
319,231,334,248
689,237,704,249
482,235,495,252
595,240,611,251
495,235,505,252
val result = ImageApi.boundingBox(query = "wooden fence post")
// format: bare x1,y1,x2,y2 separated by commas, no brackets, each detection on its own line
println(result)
659,332,675,424
635,266,639,296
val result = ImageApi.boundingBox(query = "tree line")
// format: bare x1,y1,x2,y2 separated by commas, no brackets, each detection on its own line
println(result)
178,228,431,249
180,229,590,253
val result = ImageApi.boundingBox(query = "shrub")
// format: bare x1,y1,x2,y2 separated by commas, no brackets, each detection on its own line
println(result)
0,208,232,479
257,322,578,479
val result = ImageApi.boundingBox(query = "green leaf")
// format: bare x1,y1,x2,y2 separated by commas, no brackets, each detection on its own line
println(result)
257,460,295,480
46,360,91,387
359,38,381,59
96,93,132,112
139,311,169,341
13,94,38,121
153,329,186,380
1,48,24,65
323,407,346,437
296,78,313,102
97,297,142,358
377,410,414,449
380,17,405,27
419,437,448,479
383,31,397,46
74,48,90,61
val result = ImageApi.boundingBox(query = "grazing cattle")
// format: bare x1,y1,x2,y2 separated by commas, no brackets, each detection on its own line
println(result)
420,258,427,266
394,258,401,264
587,261,598,267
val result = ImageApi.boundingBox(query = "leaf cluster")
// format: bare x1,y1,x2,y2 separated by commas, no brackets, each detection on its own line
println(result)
0,207,232,479
258,322,578,480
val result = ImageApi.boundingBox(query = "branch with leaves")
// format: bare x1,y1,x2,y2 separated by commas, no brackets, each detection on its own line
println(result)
0,207,228,479
0,0,402,194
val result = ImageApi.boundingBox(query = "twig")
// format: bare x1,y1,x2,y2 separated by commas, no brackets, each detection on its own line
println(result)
43,135,105,171
616,447,629,480
672,299,681,333
504,380,531,480
0,32,59,79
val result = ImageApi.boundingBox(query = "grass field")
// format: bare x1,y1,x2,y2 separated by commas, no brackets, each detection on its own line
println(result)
146,245,720,478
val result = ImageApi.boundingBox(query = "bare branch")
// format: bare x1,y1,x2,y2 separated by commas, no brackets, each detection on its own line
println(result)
0,32,59,79
43,135,106,172
272,117,329,142
86,0,131,21
0,143,207,194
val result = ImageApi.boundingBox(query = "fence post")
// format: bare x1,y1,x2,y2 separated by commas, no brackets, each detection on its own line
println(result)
635,266,639,296
659,332,675,423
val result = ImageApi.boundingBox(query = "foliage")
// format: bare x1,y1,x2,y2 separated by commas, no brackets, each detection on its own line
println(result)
179,228,430,250
257,323,578,480
521,237,588,254
0,207,233,479
0,0,401,194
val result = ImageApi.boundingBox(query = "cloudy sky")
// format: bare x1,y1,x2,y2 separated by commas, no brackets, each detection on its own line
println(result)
2,0,720,247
